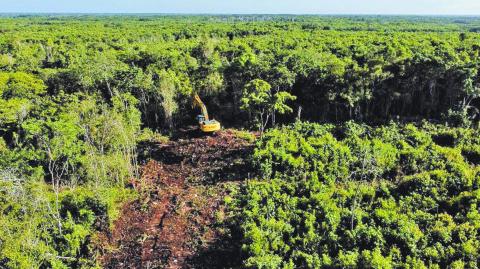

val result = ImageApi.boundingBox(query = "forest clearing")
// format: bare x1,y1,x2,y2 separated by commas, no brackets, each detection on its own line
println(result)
0,14,480,269
99,129,252,268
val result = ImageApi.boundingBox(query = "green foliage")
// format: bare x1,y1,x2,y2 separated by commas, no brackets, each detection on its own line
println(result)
241,79,272,111
0,65,141,268
1,15,480,268
240,122,480,268
137,128,170,144
0,16,479,127
0,72,46,99
76,93,142,185
241,79,296,132
253,122,350,182
0,170,132,268
232,129,256,143
0,72,46,131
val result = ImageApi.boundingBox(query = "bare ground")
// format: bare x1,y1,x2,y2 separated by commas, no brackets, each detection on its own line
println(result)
97,129,253,269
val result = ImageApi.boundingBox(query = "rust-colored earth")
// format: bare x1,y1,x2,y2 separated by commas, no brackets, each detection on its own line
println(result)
97,129,253,269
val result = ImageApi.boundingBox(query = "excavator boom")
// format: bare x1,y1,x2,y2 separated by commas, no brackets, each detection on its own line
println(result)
193,94,210,121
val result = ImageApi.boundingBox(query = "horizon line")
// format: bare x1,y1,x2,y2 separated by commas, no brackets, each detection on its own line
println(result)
1,12,480,17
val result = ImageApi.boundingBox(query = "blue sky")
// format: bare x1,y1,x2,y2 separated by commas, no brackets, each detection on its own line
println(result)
2,0,480,15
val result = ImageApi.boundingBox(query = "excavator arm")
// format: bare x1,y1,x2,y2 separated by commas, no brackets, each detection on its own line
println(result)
193,94,210,121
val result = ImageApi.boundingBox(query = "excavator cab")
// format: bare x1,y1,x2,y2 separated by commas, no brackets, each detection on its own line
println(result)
196,115,206,122
193,94,221,133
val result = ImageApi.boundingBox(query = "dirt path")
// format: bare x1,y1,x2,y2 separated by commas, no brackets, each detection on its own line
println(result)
98,130,253,269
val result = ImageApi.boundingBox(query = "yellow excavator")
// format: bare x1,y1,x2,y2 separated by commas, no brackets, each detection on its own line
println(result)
192,93,221,133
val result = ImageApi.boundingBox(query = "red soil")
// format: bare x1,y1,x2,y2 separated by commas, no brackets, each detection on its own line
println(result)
98,130,253,269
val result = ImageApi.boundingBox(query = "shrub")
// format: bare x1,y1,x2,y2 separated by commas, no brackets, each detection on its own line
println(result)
239,122,480,268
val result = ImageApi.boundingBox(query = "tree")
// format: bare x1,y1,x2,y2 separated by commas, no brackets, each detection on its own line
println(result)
157,70,179,129
267,66,296,125
74,92,141,186
22,102,83,234
241,79,296,133
460,68,480,120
